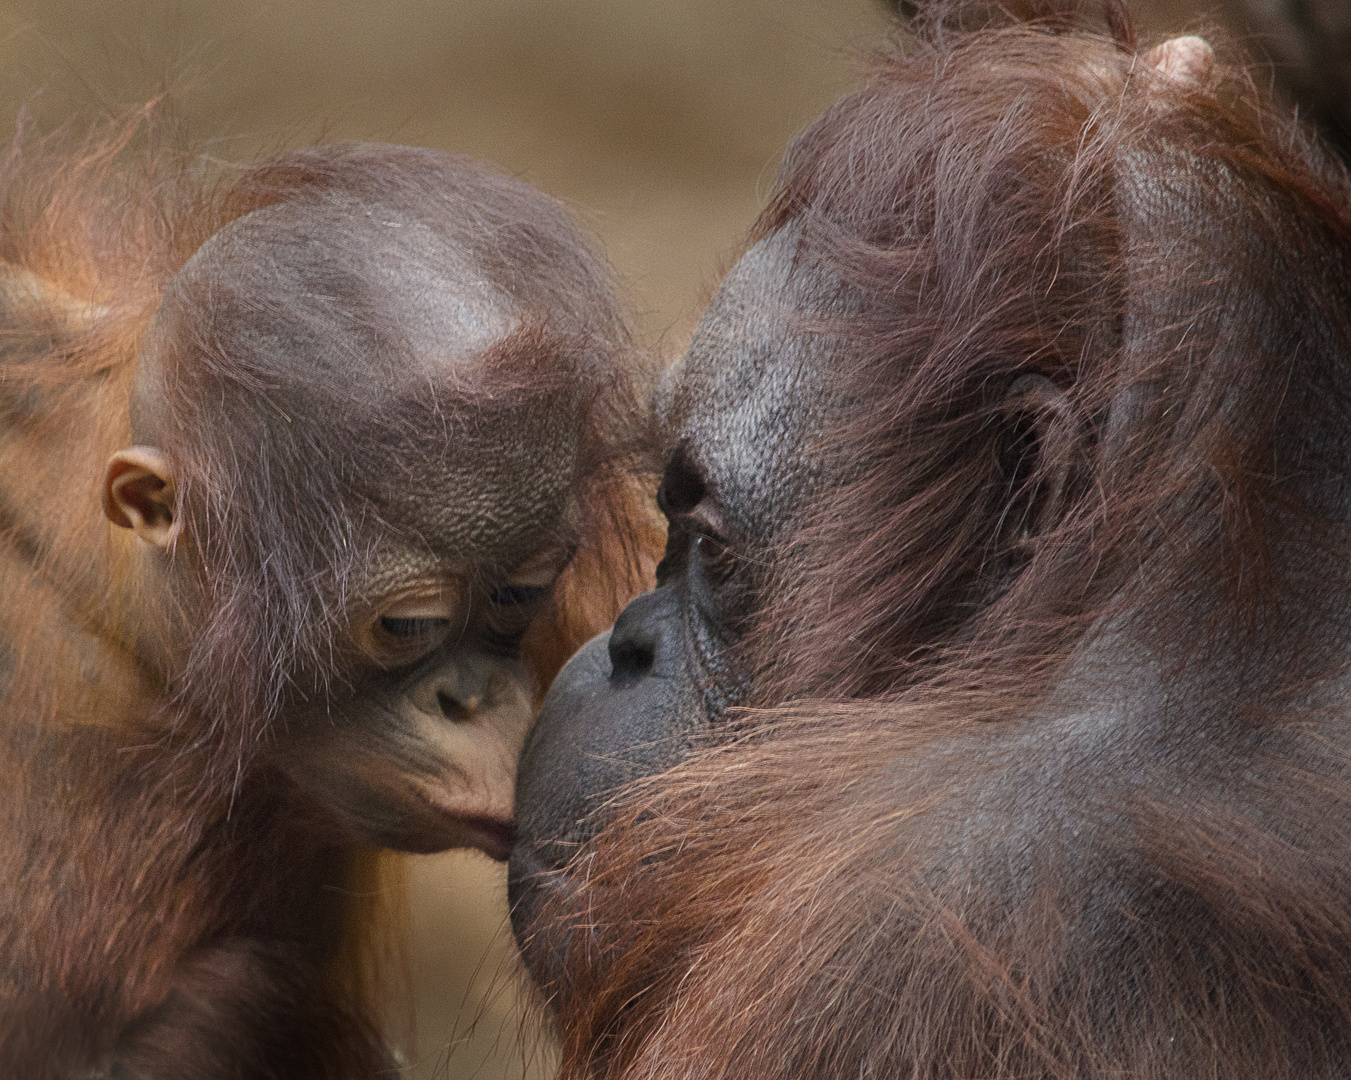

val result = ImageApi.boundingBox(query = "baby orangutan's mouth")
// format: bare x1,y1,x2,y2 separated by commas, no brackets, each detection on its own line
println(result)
409,777,518,857
453,814,518,861
372,788,517,857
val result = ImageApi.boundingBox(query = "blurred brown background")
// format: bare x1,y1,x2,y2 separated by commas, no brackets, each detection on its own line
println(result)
0,0,1302,1076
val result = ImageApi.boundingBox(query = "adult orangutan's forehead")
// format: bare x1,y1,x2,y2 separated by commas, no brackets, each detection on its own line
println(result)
659,226,850,543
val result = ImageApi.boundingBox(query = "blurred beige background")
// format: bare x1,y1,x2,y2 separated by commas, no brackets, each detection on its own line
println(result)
0,0,1231,1076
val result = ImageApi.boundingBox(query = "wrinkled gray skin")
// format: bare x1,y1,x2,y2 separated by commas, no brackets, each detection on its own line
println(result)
508,228,847,923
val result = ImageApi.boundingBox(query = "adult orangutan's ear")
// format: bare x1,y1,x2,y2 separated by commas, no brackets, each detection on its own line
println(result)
1144,35,1214,85
104,447,180,548
1000,374,1081,545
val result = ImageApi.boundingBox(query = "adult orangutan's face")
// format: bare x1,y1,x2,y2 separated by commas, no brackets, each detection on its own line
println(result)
508,227,849,953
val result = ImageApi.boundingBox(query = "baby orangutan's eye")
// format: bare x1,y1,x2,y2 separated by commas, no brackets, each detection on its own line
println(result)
379,616,452,639
362,589,460,667
481,582,553,659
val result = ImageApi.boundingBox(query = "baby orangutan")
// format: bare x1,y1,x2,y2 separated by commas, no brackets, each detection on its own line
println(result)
0,123,650,1077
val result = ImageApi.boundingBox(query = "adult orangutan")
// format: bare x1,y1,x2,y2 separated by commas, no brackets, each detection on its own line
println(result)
509,6,1351,1078
0,117,651,1077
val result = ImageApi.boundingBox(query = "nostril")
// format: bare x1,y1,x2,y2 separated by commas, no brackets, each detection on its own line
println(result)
605,587,672,686
609,637,655,685
437,689,477,721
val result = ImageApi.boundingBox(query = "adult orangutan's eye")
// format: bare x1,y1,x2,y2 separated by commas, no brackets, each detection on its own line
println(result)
693,531,733,572
693,532,723,557
687,498,730,560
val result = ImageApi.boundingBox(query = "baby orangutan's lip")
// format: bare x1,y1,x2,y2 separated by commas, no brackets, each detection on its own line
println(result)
391,786,517,857
454,815,518,861
414,778,517,858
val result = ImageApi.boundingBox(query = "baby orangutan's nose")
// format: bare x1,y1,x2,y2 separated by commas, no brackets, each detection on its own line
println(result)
407,652,526,724
436,681,481,721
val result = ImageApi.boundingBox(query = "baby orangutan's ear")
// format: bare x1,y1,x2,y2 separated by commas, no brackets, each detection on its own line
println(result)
104,447,180,548
1145,35,1214,85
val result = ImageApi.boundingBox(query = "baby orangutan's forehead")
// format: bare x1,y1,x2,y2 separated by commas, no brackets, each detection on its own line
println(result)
373,375,582,570
131,179,604,583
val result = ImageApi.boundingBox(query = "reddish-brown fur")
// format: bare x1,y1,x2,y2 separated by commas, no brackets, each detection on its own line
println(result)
0,108,656,1075
526,7,1351,1078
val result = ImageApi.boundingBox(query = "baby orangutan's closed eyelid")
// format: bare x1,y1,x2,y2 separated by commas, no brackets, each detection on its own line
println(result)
379,585,462,620
359,583,464,667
